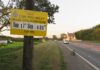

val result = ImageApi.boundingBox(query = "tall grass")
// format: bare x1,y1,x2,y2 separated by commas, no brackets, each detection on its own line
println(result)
34,41,64,70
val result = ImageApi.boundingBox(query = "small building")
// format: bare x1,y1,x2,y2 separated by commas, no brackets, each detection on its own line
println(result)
61,33,76,41
66,33,76,41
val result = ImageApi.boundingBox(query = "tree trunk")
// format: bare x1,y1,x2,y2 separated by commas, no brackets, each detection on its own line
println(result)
23,36,34,70
23,0,34,70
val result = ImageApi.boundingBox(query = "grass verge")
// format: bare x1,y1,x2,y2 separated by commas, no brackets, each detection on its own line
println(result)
0,41,66,70
0,42,23,70
59,47,67,70
34,41,66,70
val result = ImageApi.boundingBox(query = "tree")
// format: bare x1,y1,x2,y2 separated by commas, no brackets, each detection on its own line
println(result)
0,0,59,32
75,24,100,41
33,0,59,24
13,0,59,24
93,24,100,29
0,0,12,31
0,1,59,70
60,33,67,40
52,35,57,40
92,28,100,40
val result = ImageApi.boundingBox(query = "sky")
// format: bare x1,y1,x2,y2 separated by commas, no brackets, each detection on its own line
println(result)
1,0,100,38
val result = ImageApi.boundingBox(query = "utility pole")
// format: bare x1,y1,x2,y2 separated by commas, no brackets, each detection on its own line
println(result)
23,0,34,70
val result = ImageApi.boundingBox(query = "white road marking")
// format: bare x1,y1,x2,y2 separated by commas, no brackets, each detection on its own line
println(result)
65,45,100,70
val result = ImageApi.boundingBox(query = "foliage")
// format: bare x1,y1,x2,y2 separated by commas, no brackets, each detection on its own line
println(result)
52,35,58,40
35,0,59,24
60,33,67,40
75,24,100,41
93,24,100,29
0,0,11,32
0,0,59,25
18,0,59,24
91,28,100,40
0,0,59,35
0,35,12,40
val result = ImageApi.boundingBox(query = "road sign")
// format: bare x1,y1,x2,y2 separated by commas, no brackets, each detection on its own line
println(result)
10,9,48,36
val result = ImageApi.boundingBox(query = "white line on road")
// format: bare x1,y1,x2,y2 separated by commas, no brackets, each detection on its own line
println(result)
65,45,100,70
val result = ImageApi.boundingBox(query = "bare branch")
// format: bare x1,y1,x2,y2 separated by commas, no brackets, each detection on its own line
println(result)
0,20,10,30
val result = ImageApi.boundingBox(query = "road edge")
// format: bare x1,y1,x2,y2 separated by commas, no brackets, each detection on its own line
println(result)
65,46,100,70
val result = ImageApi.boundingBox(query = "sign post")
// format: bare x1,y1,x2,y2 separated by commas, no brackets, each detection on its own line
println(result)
23,0,34,70
10,0,48,70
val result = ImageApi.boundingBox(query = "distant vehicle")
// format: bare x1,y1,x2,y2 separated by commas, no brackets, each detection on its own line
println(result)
0,40,13,44
63,40,69,44
0,40,8,44
7,40,13,43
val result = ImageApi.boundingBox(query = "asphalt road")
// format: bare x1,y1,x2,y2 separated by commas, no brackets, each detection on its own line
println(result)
57,41,94,70
61,41,100,70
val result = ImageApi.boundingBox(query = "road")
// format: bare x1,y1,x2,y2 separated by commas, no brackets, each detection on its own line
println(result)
57,41,100,70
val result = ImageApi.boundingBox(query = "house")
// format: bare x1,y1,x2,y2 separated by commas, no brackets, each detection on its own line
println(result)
66,33,76,41
61,33,76,41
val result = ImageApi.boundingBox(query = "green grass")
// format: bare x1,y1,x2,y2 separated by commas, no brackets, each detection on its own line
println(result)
0,41,66,70
34,41,66,70
92,41,100,43
59,48,67,70
0,42,23,70
84,40,100,44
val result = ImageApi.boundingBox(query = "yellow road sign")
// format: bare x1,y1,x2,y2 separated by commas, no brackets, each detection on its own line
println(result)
10,9,48,36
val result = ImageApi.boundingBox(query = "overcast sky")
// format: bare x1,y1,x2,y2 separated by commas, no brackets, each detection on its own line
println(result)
1,0,100,37
48,0,100,37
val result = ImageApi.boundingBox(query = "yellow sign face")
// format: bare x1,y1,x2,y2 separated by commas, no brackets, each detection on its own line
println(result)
10,9,48,36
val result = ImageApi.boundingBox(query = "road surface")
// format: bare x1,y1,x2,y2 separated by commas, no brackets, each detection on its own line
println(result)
57,41,100,70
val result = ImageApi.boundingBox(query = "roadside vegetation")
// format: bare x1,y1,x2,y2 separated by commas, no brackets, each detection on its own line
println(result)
75,24,100,42
0,42,23,70
34,41,66,70
0,41,66,70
